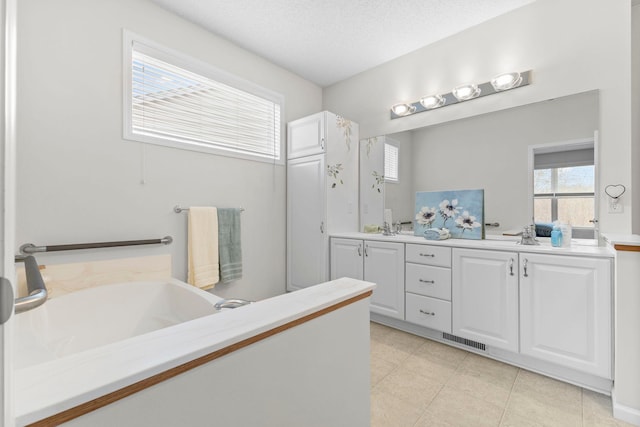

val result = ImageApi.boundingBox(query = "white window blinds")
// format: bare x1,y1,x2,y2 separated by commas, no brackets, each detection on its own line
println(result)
125,35,282,162
384,143,399,182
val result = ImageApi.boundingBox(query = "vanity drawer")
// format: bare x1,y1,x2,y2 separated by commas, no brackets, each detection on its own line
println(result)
406,244,452,268
405,263,451,300
405,293,452,333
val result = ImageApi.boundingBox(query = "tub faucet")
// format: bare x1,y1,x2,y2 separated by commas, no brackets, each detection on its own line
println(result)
214,298,253,310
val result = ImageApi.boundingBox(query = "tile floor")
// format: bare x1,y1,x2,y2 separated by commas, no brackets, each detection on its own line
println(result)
370,322,633,427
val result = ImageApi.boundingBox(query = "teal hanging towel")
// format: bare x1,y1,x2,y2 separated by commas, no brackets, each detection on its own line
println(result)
217,208,243,283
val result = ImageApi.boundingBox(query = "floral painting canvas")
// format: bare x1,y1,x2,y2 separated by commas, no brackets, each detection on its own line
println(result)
414,189,485,240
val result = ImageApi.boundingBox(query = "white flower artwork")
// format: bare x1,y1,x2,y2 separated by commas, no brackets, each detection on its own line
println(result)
415,206,437,226
455,211,482,232
414,189,484,240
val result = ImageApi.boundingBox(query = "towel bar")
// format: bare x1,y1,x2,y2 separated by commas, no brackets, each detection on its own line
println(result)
174,205,245,213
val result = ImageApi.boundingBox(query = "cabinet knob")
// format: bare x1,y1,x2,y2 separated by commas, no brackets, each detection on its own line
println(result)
419,309,435,316
523,258,529,277
419,253,435,258
509,258,514,276
357,244,362,257
419,279,435,284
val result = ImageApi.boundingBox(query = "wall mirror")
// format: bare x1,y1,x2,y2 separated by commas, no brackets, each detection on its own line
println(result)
528,138,597,239
359,90,599,238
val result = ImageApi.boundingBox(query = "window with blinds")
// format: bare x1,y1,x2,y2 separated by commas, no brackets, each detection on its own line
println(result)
124,32,283,163
533,145,595,229
384,142,399,183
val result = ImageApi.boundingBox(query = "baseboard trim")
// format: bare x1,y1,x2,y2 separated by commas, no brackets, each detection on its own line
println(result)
612,388,640,426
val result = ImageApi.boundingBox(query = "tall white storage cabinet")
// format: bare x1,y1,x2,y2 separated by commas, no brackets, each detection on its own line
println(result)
287,112,359,291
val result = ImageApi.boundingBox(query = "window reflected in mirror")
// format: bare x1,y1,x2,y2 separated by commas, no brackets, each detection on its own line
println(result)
532,143,596,238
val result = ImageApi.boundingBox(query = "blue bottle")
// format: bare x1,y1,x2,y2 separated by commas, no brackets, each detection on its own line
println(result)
551,226,563,247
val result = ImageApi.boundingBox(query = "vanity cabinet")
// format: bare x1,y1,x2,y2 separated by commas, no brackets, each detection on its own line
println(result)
329,233,614,387
287,112,358,291
405,244,452,333
330,238,405,319
520,253,611,378
452,249,519,352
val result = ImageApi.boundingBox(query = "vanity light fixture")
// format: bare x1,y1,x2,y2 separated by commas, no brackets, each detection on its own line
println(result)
419,94,446,109
491,72,523,91
452,84,481,101
391,103,416,116
390,70,532,120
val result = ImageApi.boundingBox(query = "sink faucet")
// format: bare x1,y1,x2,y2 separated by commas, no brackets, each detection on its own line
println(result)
519,224,540,245
382,222,395,236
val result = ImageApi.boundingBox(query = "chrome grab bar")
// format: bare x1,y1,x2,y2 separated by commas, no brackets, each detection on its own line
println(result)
14,255,48,314
214,298,253,310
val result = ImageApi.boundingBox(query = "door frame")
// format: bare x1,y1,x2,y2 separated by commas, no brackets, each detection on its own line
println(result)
1,0,17,424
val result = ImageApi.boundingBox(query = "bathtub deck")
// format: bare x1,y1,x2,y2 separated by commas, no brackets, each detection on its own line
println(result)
14,278,374,426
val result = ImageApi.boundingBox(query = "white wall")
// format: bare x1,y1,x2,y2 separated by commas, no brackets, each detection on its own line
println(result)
16,0,322,301
408,91,598,233
323,0,633,235
633,4,640,234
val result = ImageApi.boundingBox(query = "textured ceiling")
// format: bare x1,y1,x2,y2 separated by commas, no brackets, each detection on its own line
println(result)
151,0,535,87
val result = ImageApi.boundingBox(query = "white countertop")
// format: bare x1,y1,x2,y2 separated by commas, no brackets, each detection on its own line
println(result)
601,233,640,247
331,232,614,258
14,278,375,426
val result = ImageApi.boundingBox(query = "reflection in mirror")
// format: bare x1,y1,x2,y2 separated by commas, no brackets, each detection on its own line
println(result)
529,139,597,239
360,90,599,237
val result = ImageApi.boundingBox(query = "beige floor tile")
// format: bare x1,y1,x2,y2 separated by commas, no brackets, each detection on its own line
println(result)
413,410,457,427
446,370,512,408
383,327,428,350
370,388,424,427
504,391,582,427
424,385,504,427
371,321,395,340
582,389,635,427
418,339,470,365
374,365,443,410
456,353,519,391
371,327,427,366
401,351,459,384
371,338,416,366
371,354,398,387
499,410,546,427
512,369,582,412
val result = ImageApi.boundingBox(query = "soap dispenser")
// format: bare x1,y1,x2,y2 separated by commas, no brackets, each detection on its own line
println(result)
551,225,563,247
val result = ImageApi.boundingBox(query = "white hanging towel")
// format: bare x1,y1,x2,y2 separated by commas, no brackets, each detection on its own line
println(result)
187,207,219,289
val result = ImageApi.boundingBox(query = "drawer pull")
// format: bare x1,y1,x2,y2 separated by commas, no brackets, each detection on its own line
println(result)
419,279,435,284
419,309,435,316
419,253,435,258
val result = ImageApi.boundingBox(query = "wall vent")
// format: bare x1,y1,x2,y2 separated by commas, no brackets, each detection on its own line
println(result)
442,332,486,351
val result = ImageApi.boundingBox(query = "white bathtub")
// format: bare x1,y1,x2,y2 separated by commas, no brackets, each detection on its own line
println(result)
14,278,223,369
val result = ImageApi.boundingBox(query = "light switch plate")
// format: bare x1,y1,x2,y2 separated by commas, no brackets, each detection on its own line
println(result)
609,201,623,214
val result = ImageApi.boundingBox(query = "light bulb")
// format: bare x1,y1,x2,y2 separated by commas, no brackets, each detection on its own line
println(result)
391,103,416,116
491,72,522,91
419,94,445,109
452,84,480,101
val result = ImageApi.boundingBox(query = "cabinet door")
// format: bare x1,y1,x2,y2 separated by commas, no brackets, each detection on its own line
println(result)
287,154,326,291
452,249,519,352
520,254,611,378
330,238,363,280
365,240,405,320
287,112,325,159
